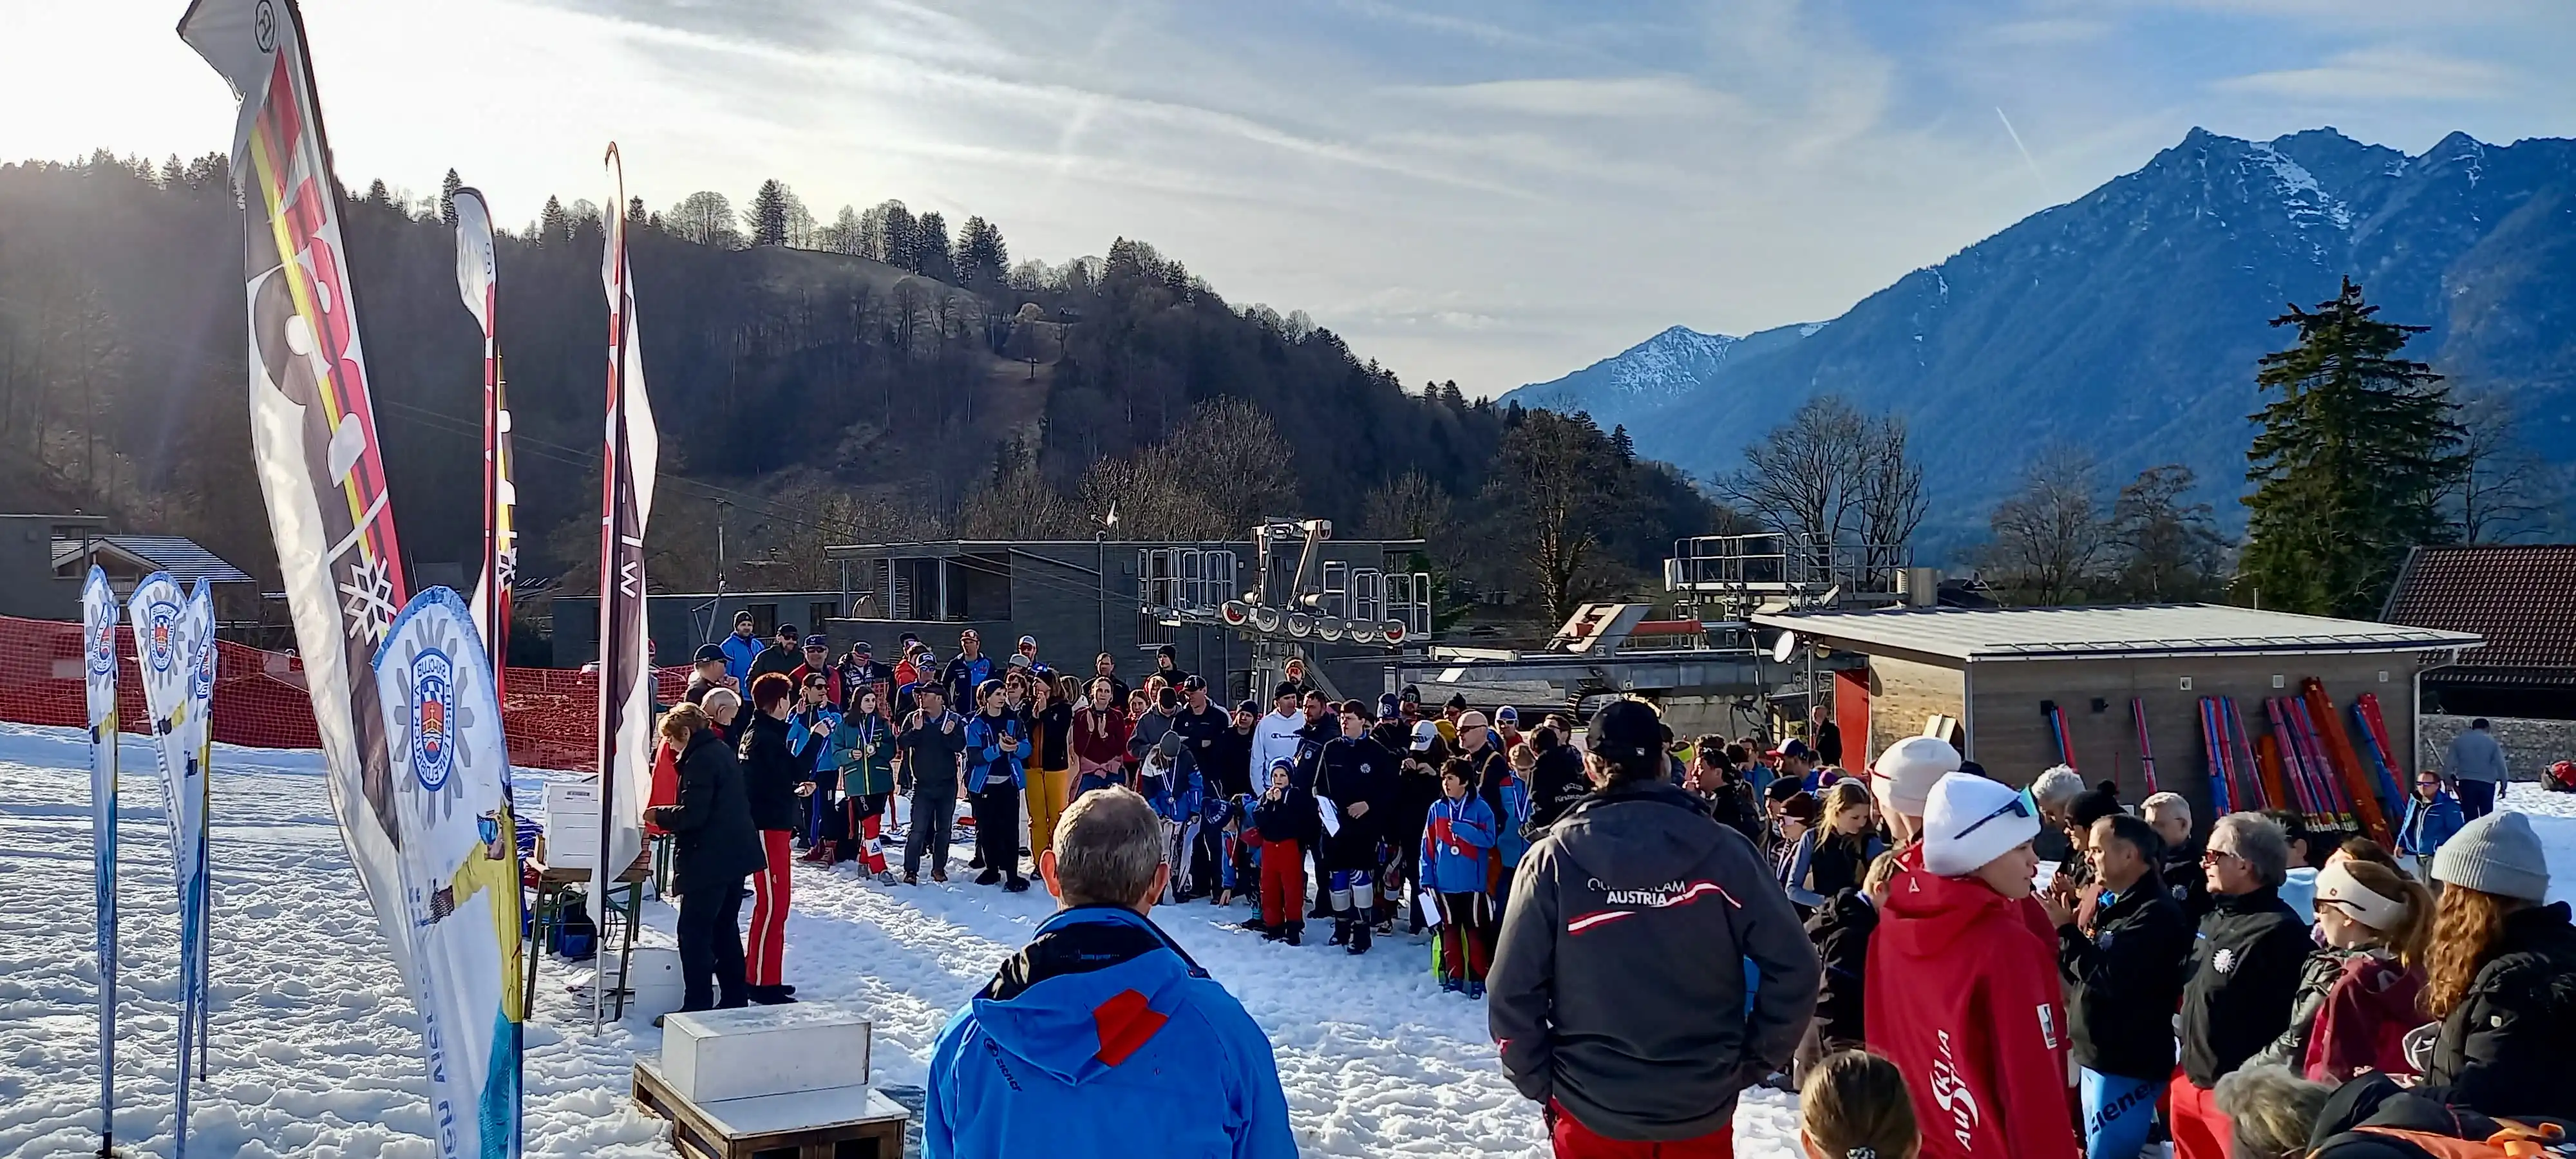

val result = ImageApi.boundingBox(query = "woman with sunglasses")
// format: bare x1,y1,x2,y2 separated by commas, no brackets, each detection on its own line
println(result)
1864,771,2079,1159
2395,771,2465,878
2170,813,2311,1159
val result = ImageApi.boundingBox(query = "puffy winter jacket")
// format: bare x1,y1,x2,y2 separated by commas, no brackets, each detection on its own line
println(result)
2304,949,2423,1082
2249,945,2378,1073
719,632,761,683
789,704,844,777
737,711,803,832
1804,888,1877,1047
2181,886,2313,1088
659,728,766,898
2057,878,2193,1083
2423,900,2576,1119
1027,701,1073,773
925,905,1296,1159
965,710,1025,793
1489,778,1818,1142
1420,795,1495,895
1866,843,2079,1159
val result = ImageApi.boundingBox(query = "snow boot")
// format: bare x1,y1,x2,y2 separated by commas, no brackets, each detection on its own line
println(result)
1238,915,1269,932
1347,916,1372,956
1260,924,1287,942
1003,876,1030,893
1327,918,1351,947
747,985,797,1006
1283,922,1303,947
976,867,1003,886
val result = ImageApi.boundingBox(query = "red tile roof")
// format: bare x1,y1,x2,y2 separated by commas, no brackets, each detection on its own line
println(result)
2382,545,2576,675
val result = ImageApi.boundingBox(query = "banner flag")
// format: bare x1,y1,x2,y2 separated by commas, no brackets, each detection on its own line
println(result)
452,189,515,685
593,146,658,949
371,587,524,1159
127,573,217,1154
81,567,122,1153
178,0,418,994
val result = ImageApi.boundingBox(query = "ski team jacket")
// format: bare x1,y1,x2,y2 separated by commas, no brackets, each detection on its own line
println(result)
2180,886,2313,1088
1421,795,1497,895
1864,843,2080,1159
2423,900,2576,1119
720,633,761,683
925,905,1296,1159
828,712,895,797
943,653,996,710
2056,879,2193,1082
789,704,845,780
737,711,804,833
965,711,1026,793
1139,753,1204,823
2396,793,2465,862
1315,735,1397,872
1488,779,1819,1142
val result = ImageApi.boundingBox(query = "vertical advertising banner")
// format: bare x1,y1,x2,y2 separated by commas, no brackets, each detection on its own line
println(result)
594,147,658,919
178,0,417,988
80,567,122,1153
126,573,216,1153
372,588,524,1159
451,189,515,684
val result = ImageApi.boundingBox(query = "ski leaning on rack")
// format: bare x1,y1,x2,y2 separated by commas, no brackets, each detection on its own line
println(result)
2130,698,2158,795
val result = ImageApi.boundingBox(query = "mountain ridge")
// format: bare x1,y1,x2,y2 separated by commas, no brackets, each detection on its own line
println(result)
1500,124,2576,554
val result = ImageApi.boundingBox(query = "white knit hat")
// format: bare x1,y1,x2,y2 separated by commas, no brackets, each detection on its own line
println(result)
1873,735,1960,818
1922,771,2040,877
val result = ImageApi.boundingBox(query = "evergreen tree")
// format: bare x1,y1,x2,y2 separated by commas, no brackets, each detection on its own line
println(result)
627,196,648,225
440,168,463,226
749,178,790,246
158,155,184,189
537,195,569,246
1611,424,1635,463
916,211,954,282
2239,278,2463,617
956,215,1008,286
365,178,392,205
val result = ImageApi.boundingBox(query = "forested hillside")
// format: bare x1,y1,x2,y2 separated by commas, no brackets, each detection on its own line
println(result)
0,151,1713,626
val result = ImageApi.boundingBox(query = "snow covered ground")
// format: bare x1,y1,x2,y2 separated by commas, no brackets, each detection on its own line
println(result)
0,723,1810,1158
5,719,2569,1158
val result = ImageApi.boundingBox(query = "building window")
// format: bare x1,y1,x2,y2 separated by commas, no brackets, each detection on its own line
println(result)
810,601,840,632
747,603,778,636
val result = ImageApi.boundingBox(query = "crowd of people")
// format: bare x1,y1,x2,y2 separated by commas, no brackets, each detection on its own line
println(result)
637,614,2575,1158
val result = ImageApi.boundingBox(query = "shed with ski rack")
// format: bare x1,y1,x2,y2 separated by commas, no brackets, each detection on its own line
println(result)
1749,604,2481,836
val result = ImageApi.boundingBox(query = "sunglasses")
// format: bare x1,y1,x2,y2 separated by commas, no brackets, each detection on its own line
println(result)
2202,847,2244,864
1953,787,2036,843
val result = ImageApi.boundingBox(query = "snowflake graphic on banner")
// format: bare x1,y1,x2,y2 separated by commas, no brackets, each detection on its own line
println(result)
339,555,398,643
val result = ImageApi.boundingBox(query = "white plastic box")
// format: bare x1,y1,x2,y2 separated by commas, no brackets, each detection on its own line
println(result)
542,780,603,869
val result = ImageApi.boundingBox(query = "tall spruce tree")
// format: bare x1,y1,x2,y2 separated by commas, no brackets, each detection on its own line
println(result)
439,168,463,225
749,179,790,246
2239,278,2462,617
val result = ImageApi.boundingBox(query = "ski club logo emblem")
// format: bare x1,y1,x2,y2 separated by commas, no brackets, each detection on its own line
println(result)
2213,947,2239,975
87,618,117,681
144,601,182,674
408,648,458,791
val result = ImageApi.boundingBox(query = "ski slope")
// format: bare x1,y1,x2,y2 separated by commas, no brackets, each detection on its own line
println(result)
0,722,1815,1158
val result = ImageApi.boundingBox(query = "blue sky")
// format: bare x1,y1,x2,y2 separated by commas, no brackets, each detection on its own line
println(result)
8,0,2573,393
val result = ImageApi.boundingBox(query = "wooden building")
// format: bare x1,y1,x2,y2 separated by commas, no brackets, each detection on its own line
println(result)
1750,604,2481,822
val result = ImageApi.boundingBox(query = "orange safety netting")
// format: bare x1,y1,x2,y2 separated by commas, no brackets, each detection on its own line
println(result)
0,614,684,773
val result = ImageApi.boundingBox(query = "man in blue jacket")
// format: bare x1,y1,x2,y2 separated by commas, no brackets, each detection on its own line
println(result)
926,786,1295,1159
719,611,762,684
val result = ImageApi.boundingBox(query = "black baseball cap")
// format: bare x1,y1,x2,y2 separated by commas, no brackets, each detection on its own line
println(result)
692,644,726,664
1183,674,1206,692
776,623,799,637
1586,699,1663,765
852,641,873,655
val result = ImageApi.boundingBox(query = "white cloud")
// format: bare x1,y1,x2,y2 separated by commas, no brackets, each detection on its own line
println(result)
1391,75,1739,119
2216,46,2517,102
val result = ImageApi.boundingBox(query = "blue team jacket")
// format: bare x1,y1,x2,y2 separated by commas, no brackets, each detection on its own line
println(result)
1420,795,1496,894
965,713,1025,793
925,906,1297,1159
720,633,761,684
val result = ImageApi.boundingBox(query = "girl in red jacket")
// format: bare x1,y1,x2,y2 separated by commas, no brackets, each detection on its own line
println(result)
1864,771,2079,1159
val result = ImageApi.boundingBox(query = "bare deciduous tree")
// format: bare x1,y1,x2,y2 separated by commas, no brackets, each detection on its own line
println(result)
1727,395,1867,551
2106,464,2228,600
1856,414,1927,578
2448,391,2550,545
1158,397,1298,535
666,191,741,247
1362,470,1453,543
1980,445,2107,606
1485,411,1625,624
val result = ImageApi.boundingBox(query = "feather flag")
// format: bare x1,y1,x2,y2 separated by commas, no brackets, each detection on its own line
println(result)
593,146,659,1013
126,573,218,1156
370,588,524,1159
80,567,122,1153
453,189,515,686
178,0,418,997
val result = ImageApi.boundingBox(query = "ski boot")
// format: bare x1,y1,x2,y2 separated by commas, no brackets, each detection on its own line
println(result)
1347,915,1373,956
1327,918,1351,947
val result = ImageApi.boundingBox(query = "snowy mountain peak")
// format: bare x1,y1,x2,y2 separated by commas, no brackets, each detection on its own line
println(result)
2248,140,2353,229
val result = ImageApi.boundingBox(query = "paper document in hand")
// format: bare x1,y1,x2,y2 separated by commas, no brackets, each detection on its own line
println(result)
1314,795,1341,837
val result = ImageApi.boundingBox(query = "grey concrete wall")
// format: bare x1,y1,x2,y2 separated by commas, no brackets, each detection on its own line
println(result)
2420,714,2576,782
0,516,87,620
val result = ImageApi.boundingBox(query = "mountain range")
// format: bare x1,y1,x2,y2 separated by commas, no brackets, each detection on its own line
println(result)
1501,126,2576,554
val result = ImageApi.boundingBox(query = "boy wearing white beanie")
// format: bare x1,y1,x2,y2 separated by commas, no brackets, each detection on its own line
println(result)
1865,771,2078,1159
1870,735,1959,846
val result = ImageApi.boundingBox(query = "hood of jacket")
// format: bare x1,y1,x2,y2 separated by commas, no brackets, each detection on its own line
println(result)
971,907,1205,1087
1879,843,2025,958
1549,779,1723,891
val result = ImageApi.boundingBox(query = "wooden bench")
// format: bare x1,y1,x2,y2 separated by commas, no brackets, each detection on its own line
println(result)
634,1059,908,1159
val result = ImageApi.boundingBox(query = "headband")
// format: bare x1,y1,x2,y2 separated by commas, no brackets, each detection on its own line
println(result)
2315,861,2408,930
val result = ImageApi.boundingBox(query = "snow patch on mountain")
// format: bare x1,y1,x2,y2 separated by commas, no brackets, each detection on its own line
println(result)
2250,142,2353,230
1592,325,1741,399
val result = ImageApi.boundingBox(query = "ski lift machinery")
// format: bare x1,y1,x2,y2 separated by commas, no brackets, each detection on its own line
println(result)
1136,518,1428,701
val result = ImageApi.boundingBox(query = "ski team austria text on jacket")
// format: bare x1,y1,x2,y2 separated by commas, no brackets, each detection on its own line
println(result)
1866,843,2081,1159
1486,778,1819,1142
924,905,1295,1159
1421,795,1497,895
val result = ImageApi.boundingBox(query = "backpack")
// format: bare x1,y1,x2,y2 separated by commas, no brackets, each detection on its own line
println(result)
551,892,598,961
2336,1121,2573,1158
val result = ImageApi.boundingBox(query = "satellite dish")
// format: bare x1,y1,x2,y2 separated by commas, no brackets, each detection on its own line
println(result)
1771,631,1799,663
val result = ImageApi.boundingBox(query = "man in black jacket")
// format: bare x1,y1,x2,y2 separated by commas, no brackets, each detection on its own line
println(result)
2049,813,2192,1159
1314,701,1396,954
1522,726,1589,837
2174,812,2313,1159
748,623,804,684
1489,699,1818,1154
1170,675,1232,787
649,706,766,1015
